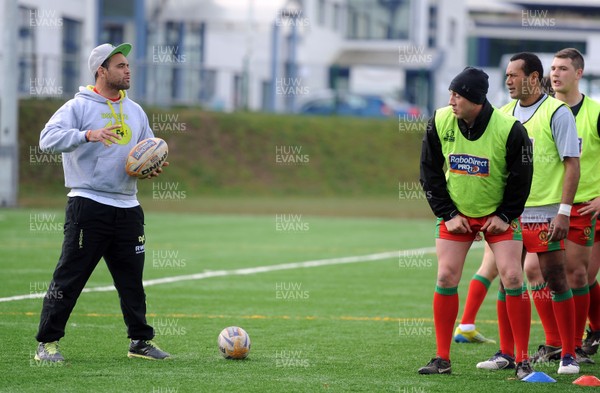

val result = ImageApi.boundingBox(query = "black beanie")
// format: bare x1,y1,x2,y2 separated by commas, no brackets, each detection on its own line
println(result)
448,67,489,105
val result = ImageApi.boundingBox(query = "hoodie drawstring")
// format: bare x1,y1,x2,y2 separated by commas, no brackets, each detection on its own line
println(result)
106,99,124,129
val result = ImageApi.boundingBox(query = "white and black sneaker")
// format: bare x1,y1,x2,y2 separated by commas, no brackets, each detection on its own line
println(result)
557,354,580,375
476,351,516,370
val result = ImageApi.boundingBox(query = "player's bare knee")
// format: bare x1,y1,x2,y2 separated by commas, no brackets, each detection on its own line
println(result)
500,271,522,289
545,272,569,294
436,273,460,288
567,268,589,288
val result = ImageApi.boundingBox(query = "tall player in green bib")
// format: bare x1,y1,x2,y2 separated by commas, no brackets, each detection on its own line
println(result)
419,67,534,378
552,49,600,359
523,48,600,364
475,52,581,375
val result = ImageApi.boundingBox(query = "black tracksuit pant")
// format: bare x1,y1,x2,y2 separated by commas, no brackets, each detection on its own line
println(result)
36,196,154,342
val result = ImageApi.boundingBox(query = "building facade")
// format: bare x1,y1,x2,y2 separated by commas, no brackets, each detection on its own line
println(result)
0,0,96,99
1,0,470,114
467,0,600,105
139,0,464,113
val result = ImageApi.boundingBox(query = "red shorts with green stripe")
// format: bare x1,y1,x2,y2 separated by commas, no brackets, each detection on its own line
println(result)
595,216,600,244
522,222,564,253
436,215,522,243
567,203,596,246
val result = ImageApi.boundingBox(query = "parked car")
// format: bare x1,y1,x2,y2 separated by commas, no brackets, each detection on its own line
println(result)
298,92,425,119
361,94,425,118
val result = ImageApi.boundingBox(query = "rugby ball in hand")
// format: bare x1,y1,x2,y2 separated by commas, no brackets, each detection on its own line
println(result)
125,138,168,178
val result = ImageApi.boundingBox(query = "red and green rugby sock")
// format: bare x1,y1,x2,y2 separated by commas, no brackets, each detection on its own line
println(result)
572,285,590,348
434,286,458,361
531,283,561,347
506,285,531,362
553,289,576,357
496,292,514,358
459,274,491,326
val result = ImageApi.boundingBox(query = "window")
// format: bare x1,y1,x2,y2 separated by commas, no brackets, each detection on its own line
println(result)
346,0,411,40
329,66,349,90
428,5,437,48
468,38,586,68
18,6,36,95
200,69,216,103
62,18,81,95
189,22,205,65
347,6,358,38
165,21,184,100
333,3,341,30
101,24,124,44
261,80,272,111
101,0,135,18
233,74,243,110
448,18,456,46
318,0,326,26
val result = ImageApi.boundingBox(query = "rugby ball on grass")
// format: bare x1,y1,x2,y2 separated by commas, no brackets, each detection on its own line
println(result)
218,326,251,359
125,138,168,178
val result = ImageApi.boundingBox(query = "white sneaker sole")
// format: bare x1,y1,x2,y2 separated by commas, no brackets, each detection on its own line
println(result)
557,365,580,374
476,360,511,370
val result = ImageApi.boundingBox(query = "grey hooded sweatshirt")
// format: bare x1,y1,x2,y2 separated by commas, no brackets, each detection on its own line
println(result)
40,85,154,203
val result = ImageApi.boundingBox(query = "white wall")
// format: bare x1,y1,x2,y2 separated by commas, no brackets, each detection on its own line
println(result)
349,66,403,95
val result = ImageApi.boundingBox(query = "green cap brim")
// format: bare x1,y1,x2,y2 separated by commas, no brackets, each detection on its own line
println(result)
109,43,132,59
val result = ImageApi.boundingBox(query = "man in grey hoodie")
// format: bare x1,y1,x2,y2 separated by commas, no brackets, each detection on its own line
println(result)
34,43,170,362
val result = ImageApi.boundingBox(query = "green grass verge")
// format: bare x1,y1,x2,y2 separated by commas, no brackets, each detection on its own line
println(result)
18,99,425,204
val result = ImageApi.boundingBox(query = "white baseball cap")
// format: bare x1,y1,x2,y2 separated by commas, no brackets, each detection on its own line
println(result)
88,43,132,76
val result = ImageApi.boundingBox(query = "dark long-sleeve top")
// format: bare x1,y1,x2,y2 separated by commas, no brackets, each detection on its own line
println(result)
419,99,533,223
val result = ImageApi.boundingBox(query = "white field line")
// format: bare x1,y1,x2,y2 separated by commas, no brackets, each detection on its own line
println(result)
0,246,438,303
